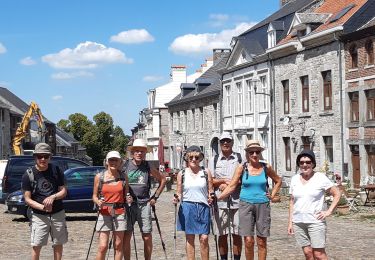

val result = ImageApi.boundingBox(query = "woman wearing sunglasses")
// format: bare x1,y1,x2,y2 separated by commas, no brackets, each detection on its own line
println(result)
173,145,214,260
288,149,340,260
218,140,281,260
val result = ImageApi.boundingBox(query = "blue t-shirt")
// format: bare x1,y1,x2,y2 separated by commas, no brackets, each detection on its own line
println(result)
239,169,268,204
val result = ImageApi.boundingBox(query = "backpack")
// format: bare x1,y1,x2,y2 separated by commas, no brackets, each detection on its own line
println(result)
26,164,59,195
98,159,129,200
242,161,270,191
213,153,242,171
180,166,209,202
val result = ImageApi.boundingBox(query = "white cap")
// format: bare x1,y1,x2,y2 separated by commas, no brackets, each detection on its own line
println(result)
106,151,122,161
219,132,233,140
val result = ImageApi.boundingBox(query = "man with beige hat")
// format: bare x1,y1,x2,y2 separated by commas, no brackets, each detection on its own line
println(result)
123,138,166,260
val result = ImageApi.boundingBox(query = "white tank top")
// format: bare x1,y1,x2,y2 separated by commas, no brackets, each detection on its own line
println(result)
182,168,208,205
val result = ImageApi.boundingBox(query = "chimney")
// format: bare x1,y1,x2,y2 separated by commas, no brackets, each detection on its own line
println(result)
212,48,231,65
170,65,186,83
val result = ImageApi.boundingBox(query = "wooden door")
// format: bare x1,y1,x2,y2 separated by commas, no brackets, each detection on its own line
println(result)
352,149,360,188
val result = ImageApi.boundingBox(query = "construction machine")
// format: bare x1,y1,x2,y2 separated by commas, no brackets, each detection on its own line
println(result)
12,101,45,155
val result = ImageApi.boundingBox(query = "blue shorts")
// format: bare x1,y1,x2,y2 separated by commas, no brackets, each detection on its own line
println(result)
177,201,210,235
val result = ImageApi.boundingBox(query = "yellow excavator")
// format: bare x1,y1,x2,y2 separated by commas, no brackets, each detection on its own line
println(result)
12,101,45,155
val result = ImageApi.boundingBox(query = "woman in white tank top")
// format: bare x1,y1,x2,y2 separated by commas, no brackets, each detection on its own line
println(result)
173,146,214,260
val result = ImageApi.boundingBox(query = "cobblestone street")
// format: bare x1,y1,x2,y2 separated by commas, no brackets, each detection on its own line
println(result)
1,187,374,260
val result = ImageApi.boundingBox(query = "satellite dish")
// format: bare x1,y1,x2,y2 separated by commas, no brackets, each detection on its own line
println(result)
283,116,290,126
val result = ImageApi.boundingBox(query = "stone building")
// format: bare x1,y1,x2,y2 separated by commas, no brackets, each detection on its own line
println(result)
132,62,211,162
166,50,230,170
268,0,370,184
220,0,314,163
343,0,375,187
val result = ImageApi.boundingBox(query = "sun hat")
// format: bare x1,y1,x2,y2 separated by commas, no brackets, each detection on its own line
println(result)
33,143,52,155
296,149,316,169
127,138,151,152
183,145,204,162
219,132,233,141
244,140,265,152
106,151,122,161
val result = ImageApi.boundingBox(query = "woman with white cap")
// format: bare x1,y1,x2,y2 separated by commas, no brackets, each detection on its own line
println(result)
218,140,281,260
288,149,340,260
173,145,214,260
92,151,129,260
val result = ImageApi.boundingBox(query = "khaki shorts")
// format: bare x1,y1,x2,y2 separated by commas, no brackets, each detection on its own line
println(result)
213,208,240,236
238,201,271,237
96,213,128,232
30,210,68,246
127,202,152,233
293,222,327,248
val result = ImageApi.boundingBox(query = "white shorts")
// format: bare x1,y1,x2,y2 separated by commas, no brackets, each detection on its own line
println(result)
293,222,327,248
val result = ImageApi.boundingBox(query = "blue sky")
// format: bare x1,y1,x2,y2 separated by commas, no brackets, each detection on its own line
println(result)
0,0,279,135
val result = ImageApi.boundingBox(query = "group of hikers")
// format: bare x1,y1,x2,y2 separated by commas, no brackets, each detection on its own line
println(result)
22,132,341,260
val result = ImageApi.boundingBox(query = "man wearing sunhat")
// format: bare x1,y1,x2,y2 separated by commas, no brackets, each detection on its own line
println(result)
123,138,166,260
22,143,68,260
209,132,243,260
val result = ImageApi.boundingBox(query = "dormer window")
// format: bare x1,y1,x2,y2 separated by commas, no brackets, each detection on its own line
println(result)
268,30,276,48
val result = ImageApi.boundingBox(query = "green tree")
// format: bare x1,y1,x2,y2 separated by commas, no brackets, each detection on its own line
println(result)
69,113,93,141
57,119,70,132
112,126,129,156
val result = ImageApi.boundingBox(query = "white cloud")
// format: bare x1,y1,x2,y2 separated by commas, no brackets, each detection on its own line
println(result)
143,75,163,82
0,43,7,54
110,29,154,44
52,95,63,101
169,22,256,55
20,57,37,66
51,71,94,80
208,14,229,27
42,41,133,69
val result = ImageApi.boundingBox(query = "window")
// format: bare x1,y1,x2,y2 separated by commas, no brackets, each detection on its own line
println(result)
225,85,231,115
301,136,311,150
301,76,309,112
170,113,174,131
282,80,290,114
268,30,276,48
283,137,291,171
350,92,359,122
236,82,243,114
322,71,332,110
245,79,253,113
260,132,268,149
367,89,375,121
176,112,181,130
237,134,244,152
367,145,375,176
323,136,334,169
365,40,374,65
191,109,196,130
213,104,218,129
259,76,268,111
199,107,203,130
184,111,187,131
349,44,358,68
246,134,253,142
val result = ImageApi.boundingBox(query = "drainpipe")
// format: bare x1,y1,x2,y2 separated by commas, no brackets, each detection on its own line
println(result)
335,32,345,179
219,75,223,133
268,54,277,171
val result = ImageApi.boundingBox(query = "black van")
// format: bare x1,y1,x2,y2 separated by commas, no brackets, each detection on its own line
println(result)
1,155,90,203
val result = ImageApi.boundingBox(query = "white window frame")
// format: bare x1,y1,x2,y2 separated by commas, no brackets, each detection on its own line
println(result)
236,82,243,114
225,85,231,115
245,79,253,113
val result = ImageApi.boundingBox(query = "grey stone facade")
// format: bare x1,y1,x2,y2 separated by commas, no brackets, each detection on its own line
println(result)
273,41,346,182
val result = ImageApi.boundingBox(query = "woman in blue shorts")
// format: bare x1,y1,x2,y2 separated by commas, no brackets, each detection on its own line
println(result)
173,146,214,260
218,140,281,260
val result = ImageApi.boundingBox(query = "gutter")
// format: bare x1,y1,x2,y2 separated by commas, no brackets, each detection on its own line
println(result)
300,26,344,43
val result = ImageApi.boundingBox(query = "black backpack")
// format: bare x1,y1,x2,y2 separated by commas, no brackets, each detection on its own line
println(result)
26,164,60,194
213,152,242,171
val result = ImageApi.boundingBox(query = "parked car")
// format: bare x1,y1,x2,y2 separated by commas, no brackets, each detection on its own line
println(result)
0,159,8,200
1,155,90,203
6,166,105,218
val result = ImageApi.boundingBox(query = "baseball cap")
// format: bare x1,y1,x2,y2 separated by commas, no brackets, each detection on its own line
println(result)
219,132,233,141
106,151,122,161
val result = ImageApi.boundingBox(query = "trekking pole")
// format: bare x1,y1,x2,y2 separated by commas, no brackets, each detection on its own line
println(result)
86,210,100,260
210,193,219,260
151,205,168,260
107,207,116,260
173,194,179,258
227,196,233,260
127,203,139,260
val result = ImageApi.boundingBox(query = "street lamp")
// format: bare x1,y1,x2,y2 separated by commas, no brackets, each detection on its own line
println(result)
174,130,186,169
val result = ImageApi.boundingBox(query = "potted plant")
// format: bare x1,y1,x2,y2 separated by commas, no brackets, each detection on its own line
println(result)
335,196,350,215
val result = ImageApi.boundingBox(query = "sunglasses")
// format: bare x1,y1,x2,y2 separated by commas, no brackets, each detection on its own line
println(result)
108,158,120,162
220,139,232,144
189,156,200,161
299,160,312,165
36,154,50,160
246,150,261,155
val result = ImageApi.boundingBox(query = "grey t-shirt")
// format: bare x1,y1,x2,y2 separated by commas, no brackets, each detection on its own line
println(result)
208,152,241,209
125,160,151,204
